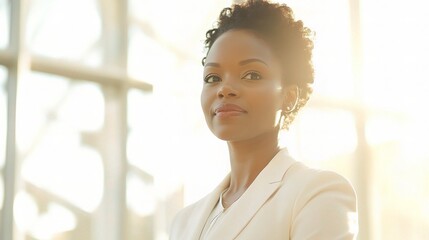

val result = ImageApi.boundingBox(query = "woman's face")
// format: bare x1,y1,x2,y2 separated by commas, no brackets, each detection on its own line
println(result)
201,29,289,142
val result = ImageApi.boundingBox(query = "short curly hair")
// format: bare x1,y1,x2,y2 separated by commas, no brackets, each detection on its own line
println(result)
203,0,314,129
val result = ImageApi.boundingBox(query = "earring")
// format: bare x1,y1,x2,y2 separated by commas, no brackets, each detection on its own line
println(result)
283,106,293,115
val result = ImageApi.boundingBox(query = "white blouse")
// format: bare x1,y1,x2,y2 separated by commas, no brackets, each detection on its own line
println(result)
199,189,228,239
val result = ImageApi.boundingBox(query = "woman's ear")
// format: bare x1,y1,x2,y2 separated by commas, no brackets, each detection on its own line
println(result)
282,85,299,113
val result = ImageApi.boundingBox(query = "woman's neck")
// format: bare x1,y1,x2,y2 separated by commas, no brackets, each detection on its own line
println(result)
226,130,281,193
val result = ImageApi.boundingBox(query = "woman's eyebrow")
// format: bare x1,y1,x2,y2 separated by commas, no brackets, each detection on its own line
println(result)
239,58,268,66
204,62,221,68
204,58,268,68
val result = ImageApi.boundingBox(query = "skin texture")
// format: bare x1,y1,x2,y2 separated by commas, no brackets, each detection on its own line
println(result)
200,29,298,208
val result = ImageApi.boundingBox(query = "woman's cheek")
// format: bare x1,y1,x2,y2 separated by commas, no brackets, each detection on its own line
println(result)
201,88,214,118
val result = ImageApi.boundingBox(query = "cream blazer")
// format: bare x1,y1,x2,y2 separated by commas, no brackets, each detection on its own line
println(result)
170,149,358,240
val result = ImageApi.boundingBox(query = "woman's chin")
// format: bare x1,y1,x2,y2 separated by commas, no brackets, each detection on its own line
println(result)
213,133,237,142
210,129,242,142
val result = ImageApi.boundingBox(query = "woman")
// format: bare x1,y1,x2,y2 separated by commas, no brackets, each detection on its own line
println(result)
170,0,358,239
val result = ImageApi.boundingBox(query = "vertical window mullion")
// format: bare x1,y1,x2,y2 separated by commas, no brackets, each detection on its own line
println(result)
92,0,129,240
1,0,27,239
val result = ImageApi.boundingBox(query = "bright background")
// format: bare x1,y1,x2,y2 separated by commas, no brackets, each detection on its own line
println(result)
1,0,428,239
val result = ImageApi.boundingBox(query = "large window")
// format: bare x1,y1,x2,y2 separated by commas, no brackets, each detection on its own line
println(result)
286,0,429,239
358,0,429,238
16,73,105,239
26,0,102,66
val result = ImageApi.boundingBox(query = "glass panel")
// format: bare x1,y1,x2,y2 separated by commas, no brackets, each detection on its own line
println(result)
285,108,357,179
126,89,157,239
14,191,79,239
127,89,155,240
15,72,105,239
0,0,9,48
128,0,230,59
126,172,155,240
26,0,102,66
127,89,158,174
367,114,429,239
282,0,354,100
127,25,178,85
360,0,429,238
127,88,190,239
361,0,429,112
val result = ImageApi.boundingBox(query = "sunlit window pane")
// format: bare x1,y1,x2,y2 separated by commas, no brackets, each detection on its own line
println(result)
127,87,202,189
127,172,155,218
127,89,157,174
283,0,354,100
361,0,429,112
367,115,429,239
128,25,178,84
370,125,429,239
360,0,429,238
286,108,357,179
126,89,157,239
127,88,190,239
13,191,78,239
126,172,155,240
126,88,157,239
26,0,102,66
0,0,9,48
15,72,105,238
128,0,230,60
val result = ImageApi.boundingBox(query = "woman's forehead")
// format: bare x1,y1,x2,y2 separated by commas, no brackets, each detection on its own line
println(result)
205,29,278,66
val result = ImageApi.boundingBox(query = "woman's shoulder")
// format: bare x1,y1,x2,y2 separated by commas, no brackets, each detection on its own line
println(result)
282,161,357,217
275,149,355,192
286,161,356,196
281,161,359,238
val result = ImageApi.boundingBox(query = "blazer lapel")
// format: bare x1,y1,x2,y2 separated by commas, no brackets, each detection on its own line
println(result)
188,174,231,240
207,148,296,240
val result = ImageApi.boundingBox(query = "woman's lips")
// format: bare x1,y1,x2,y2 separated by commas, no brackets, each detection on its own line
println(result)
214,103,247,117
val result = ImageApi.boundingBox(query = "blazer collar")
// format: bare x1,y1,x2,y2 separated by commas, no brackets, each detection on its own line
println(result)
188,174,231,240
189,148,296,240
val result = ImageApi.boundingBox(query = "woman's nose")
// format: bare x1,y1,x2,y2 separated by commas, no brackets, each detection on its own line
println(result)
217,84,239,98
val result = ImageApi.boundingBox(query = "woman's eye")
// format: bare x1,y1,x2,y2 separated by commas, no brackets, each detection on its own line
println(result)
204,75,221,83
242,71,262,80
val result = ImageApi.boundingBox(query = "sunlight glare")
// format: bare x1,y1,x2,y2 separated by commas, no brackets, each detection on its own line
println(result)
15,72,69,152
29,203,77,239
58,83,105,132
128,26,178,84
14,191,39,231
285,0,354,99
289,109,357,165
127,173,156,217
27,0,101,62
22,134,104,212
